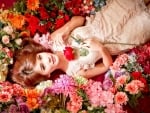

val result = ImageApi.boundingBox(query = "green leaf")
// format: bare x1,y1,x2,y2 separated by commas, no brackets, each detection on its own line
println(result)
0,21,4,29
79,48,89,56
0,51,6,60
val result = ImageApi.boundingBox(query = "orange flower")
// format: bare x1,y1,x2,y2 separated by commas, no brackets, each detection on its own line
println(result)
25,89,40,110
7,13,25,29
27,0,40,11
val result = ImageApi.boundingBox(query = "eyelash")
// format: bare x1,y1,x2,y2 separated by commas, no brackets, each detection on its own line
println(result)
40,63,45,70
38,55,42,60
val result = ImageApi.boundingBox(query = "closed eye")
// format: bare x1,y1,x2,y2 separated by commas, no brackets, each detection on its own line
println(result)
40,63,45,70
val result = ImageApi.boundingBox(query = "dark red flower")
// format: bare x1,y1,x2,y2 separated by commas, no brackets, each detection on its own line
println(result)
54,17,65,30
38,7,50,20
63,46,75,61
64,1,72,10
64,14,70,22
131,71,142,80
25,14,40,36
72,7,81,15
50,12,57,18
139,77,147,85
38,24,47,34
144,63,150,74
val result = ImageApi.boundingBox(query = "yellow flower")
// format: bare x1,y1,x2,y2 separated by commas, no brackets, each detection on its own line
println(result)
27,0,40,11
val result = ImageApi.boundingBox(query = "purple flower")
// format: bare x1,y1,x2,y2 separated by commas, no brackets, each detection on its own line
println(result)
50,74,77,96
8,104,18,113
18,103,30,113
103,78,113,90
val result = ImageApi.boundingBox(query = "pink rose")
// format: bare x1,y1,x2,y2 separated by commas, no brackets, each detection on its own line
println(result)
2,35,10,44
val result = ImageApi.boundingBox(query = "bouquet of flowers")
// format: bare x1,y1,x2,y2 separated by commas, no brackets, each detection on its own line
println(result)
103,44,150,108
0,9,22,81
0,0,150,113
7,0,106,37
0,75,126,113
0,44,150,113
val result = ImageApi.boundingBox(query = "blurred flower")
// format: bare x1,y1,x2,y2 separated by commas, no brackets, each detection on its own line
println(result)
27,0,40,11
7,13,25,29
115,92,128,105
2,35,10,44
25,89,40,110
64,46,75,61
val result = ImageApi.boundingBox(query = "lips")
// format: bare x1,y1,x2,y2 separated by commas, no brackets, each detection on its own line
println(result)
51,55,55,64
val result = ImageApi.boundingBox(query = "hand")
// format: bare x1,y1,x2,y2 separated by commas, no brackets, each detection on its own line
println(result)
76,69,87,76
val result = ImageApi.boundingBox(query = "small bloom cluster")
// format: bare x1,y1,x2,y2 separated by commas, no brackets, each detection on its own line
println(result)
104,45,150,108
0,81,41,113
10,0,106,36
0,15,22,81
132,43,150,74
38,75,125,113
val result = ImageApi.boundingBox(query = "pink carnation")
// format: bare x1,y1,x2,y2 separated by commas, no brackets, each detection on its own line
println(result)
125,82,139,94
12,84,25,96
115,92,128,105
111,54,128,70
67,94,83,113
132,80,145,90
115,75,129,88
0,91,12,102
105,103,126,113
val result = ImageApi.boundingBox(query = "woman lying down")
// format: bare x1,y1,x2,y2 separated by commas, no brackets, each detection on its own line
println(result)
11,0,150,87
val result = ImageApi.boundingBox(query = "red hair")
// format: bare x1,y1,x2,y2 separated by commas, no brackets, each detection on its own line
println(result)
11,38,52,87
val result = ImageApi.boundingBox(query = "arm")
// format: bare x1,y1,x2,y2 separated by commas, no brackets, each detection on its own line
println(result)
51,16,85,40
77,39,113,78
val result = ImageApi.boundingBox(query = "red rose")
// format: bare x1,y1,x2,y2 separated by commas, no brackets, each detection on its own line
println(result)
25,14,40,36
55,17,65,30
50,12,57,18
63,47,74,61
64,1,72,10
38,7,50,20
38,24,47,34
72,7,80,15
64,14,70,22
131,71,142,79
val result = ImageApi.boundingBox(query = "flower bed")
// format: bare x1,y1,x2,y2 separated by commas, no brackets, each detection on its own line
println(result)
0,0,150,113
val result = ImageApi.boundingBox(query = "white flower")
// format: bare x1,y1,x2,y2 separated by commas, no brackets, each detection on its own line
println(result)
36,80,53,92
2,35,10,44
3,25,13,35
15,38,22,45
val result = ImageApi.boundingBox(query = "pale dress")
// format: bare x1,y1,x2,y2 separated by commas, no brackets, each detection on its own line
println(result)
70,0,150,55
34,0,150,76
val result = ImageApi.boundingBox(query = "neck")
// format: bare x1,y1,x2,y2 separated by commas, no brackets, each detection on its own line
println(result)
56,51,69,72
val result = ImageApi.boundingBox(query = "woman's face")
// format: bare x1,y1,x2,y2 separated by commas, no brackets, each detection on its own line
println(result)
34,52,59,76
